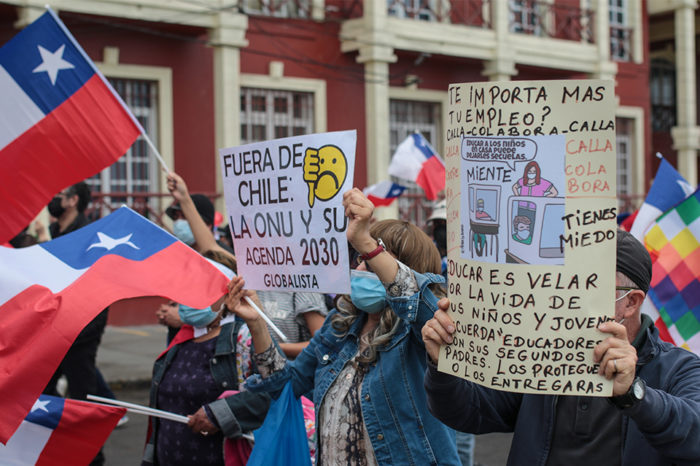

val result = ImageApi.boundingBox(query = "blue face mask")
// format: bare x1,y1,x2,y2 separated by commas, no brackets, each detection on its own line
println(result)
178,304,218,327
350,270,387,314
173,219,195,245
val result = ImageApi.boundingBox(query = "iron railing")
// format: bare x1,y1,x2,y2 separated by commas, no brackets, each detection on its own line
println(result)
509,0,594,42
610,24,633,61
85,192,220,227
386,0,490,27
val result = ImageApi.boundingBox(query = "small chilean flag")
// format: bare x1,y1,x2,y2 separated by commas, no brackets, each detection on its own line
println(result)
0,9,141,244
388,133,445,200
0,207,229,443
0,395,125,465
363,180,406,207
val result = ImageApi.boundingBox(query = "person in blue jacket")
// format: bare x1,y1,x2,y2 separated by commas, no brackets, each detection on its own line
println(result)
422,230,700,465
225,188,459,465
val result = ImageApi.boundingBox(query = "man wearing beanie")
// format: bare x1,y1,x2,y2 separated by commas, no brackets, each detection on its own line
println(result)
422,230,700,465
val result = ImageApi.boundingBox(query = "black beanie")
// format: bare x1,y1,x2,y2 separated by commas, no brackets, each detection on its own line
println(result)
616,230,652,293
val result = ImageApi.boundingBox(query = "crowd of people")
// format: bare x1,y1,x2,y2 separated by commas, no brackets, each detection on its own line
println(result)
11,172,700,466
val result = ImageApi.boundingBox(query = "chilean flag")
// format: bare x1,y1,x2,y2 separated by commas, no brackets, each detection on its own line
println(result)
0,395,125,465
0,207,229,443
388,133,445,200
0,9,141,244
363,180,406,207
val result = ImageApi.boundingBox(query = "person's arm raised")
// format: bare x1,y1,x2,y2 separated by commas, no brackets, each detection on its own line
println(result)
167,172,224,255
342,188,398,282
225,276,273,355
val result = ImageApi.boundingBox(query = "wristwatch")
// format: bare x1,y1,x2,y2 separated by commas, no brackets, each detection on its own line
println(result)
610,377,646,409
359,238,386,262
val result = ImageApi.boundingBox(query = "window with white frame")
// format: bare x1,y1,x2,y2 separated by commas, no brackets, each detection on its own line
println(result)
389,99,441,225
609,0,631,61
650,59,676,132
387,0,438,21
615,117,633,201
87,78,159,217
509,0,541,35
240,88,314,144
240,0,310,19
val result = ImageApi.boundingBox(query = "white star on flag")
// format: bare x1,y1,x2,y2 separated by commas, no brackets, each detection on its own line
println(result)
87,232,140,251
32,44,75,85
31,398,50,413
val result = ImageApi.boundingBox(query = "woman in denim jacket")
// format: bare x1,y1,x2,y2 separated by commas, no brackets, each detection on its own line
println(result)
226,188,459,465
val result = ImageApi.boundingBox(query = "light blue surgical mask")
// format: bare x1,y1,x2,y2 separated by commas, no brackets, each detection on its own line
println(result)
350,270,387,314
173,219,195,245
178,304,218,327
516,229,530,240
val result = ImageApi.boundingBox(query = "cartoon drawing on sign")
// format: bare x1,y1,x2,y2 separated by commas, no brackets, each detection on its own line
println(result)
460,135,565,265
467,185,500,260
512,215,532,244
303,145,348,207
511,161,558,198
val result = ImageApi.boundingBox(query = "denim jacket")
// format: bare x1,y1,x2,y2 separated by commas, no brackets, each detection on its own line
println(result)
142,321,271,465
246,270,459,465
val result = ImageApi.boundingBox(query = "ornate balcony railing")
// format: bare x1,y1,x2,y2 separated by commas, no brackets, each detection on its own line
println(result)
386,0,490,27
509,0,594,42
610,24,632,61
239,0,313,18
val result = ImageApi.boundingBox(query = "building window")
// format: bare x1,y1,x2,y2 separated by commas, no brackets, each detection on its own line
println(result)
389,99,441,225
241,0,310,18
240,88,314,144
387,0,438,21
616,117,633,201
609,0,631,61
650,59,676,132
87,78,159,218
509,0,541,35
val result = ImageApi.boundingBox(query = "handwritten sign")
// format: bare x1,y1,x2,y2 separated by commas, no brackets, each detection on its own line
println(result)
219,130,356,293
439,80,618,396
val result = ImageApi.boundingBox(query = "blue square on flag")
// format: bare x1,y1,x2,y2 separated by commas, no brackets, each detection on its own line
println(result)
40,207,177,269
0,8,141,246
0,12,94,114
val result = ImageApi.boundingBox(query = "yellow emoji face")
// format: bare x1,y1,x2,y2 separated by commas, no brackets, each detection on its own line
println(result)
312,145,347,201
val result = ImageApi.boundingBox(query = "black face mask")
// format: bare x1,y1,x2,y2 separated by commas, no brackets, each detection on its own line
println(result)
47,196,65,218
433,226,447,253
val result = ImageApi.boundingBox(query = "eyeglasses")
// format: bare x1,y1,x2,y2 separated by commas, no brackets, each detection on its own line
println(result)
615,286,639,291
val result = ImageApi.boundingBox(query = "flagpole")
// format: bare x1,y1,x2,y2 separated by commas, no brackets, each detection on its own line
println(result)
87,395,255,440
141,131,171,174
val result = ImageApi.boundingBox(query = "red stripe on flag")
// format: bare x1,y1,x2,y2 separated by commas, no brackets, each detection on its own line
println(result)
416,156,445,201
0,74,140,243
0,242,228,442
367,195,397,207
37,400,124,466
654,317,674,344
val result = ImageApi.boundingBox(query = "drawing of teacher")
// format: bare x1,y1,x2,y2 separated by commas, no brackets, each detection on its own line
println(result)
512,161,558,198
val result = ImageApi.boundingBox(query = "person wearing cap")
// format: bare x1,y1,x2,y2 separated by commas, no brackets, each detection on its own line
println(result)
166,192,235,255
421,230,700,465
426,199,476,466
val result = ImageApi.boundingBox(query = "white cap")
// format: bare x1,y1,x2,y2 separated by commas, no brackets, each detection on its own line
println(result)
427,199,446,222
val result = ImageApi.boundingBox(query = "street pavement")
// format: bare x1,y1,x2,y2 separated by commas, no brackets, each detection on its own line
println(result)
97,324,513,465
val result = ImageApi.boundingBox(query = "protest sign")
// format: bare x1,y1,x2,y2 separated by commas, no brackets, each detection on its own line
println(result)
219,130,356,293
439,80,618,396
